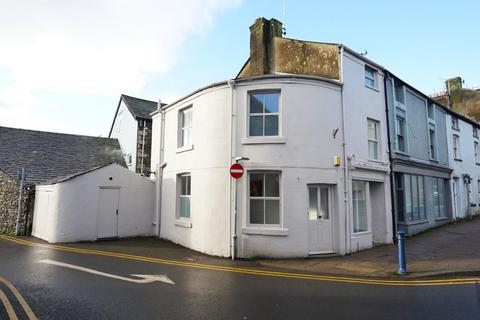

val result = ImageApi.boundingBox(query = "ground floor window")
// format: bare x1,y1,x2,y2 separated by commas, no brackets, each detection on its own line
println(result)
249,172,281,225
352,180,368,233
396,173,426,222
178,174,191,219
433,178,446,218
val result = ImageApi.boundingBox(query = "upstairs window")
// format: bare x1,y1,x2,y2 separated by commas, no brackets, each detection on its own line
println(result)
429,126,437,160
474,127,479,138
394,81,405,105
475,142,480,164
367,119,380,160
179,107,193,148
364,66,377,88
249,91,280,137
451,117,459,130
453,134,461,159
396,114,406,153
427,103,435,120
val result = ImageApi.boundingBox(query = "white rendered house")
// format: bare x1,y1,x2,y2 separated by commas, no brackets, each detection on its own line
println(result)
150,18,392,258
446,113,480,219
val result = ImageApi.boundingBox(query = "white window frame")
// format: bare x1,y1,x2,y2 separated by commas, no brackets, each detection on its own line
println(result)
453,134,461,160
364,65,377,89
247,171,282,227
247,90,281,138
428,125,437,160
367,118,380,160
178,106,193,150
177,173,191,220
473,127,479,138
395,112,407,153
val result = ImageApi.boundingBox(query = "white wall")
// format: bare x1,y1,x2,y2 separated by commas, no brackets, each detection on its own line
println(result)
154,85,232,257
342,51,393,250
110,101,138,172
446,115,480,219
32,164,155,243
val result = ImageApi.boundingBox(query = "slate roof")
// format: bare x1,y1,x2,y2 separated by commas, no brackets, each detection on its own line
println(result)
0,126,126,186
121,94,161,119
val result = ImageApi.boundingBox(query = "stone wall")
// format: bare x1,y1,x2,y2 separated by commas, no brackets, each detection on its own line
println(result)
0,170,34,235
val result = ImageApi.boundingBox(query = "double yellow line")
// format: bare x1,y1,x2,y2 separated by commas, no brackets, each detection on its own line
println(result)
1,235,479,287
0,275,37,320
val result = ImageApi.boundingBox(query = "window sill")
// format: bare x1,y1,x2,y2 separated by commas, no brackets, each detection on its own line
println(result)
454,158,463,162
176,145,194,154
241,137,286,145
435,217,450,222
398,219,428,226
352,231,371,236
394,150,409,156
365,84,379,92
242,227,288,236
452,127,460,132
174,219,192,228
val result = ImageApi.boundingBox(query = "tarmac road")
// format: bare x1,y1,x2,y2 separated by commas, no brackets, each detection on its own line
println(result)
0,236,479,320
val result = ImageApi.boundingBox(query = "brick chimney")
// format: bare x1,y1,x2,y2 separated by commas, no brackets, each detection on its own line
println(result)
446,77,463,112
249,17,283,76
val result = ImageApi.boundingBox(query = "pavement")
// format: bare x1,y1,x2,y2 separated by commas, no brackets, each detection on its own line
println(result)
9,214,480,279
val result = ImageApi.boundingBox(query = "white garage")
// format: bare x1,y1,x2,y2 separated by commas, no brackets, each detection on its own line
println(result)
32,163,155,243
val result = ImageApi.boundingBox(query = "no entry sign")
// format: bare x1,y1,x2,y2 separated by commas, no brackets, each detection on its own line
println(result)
230,163,244,179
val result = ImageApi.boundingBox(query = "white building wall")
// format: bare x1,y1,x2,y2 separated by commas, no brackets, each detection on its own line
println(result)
110,101,138,172
32,164,155,243
154,85,232,257
233,78,345,258
446,115,480,219
342,51,393,251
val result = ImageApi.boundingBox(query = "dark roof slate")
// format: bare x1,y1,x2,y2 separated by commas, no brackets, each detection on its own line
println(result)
0,126,126,186
121,94,162,119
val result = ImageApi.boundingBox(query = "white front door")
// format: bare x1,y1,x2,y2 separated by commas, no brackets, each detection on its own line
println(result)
97,187,120,239
308,186,333,254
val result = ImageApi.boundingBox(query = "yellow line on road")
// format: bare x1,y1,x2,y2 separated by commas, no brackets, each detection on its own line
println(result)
1,235,479,287
0,275,37,320
0,288,18,320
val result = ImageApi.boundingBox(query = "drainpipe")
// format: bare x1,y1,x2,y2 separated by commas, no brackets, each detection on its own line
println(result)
383,71,397,242
155,105,167,238
228,79,236,259
339,45,350,254
140,120,147,175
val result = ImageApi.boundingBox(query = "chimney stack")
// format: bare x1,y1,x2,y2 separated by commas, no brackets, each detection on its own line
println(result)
249,17,283,76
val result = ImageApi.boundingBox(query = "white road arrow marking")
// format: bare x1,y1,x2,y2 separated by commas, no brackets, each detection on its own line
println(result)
38,259,175,285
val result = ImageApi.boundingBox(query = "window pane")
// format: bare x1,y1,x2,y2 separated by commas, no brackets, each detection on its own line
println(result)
418,177,425,219
404,175,412,221
368,121,377,140
411,175,419,221
180,197,190,218
352,181,367,233
250,173,264,197
249,115,263,136
265,200,280,224
181,176,187,195
250,93,263,113
365,78,375,87
186,176,191,195
438,179,445,217
265,173,279,197
265,115,278,136
308,187,318,220
250,199,264,224
368,141,378,160
319,188,329,219
433,178,439,217
264,93,279,113
428,104,435,119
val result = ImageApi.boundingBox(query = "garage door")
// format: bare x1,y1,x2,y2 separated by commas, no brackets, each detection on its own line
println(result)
97,187,120,238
